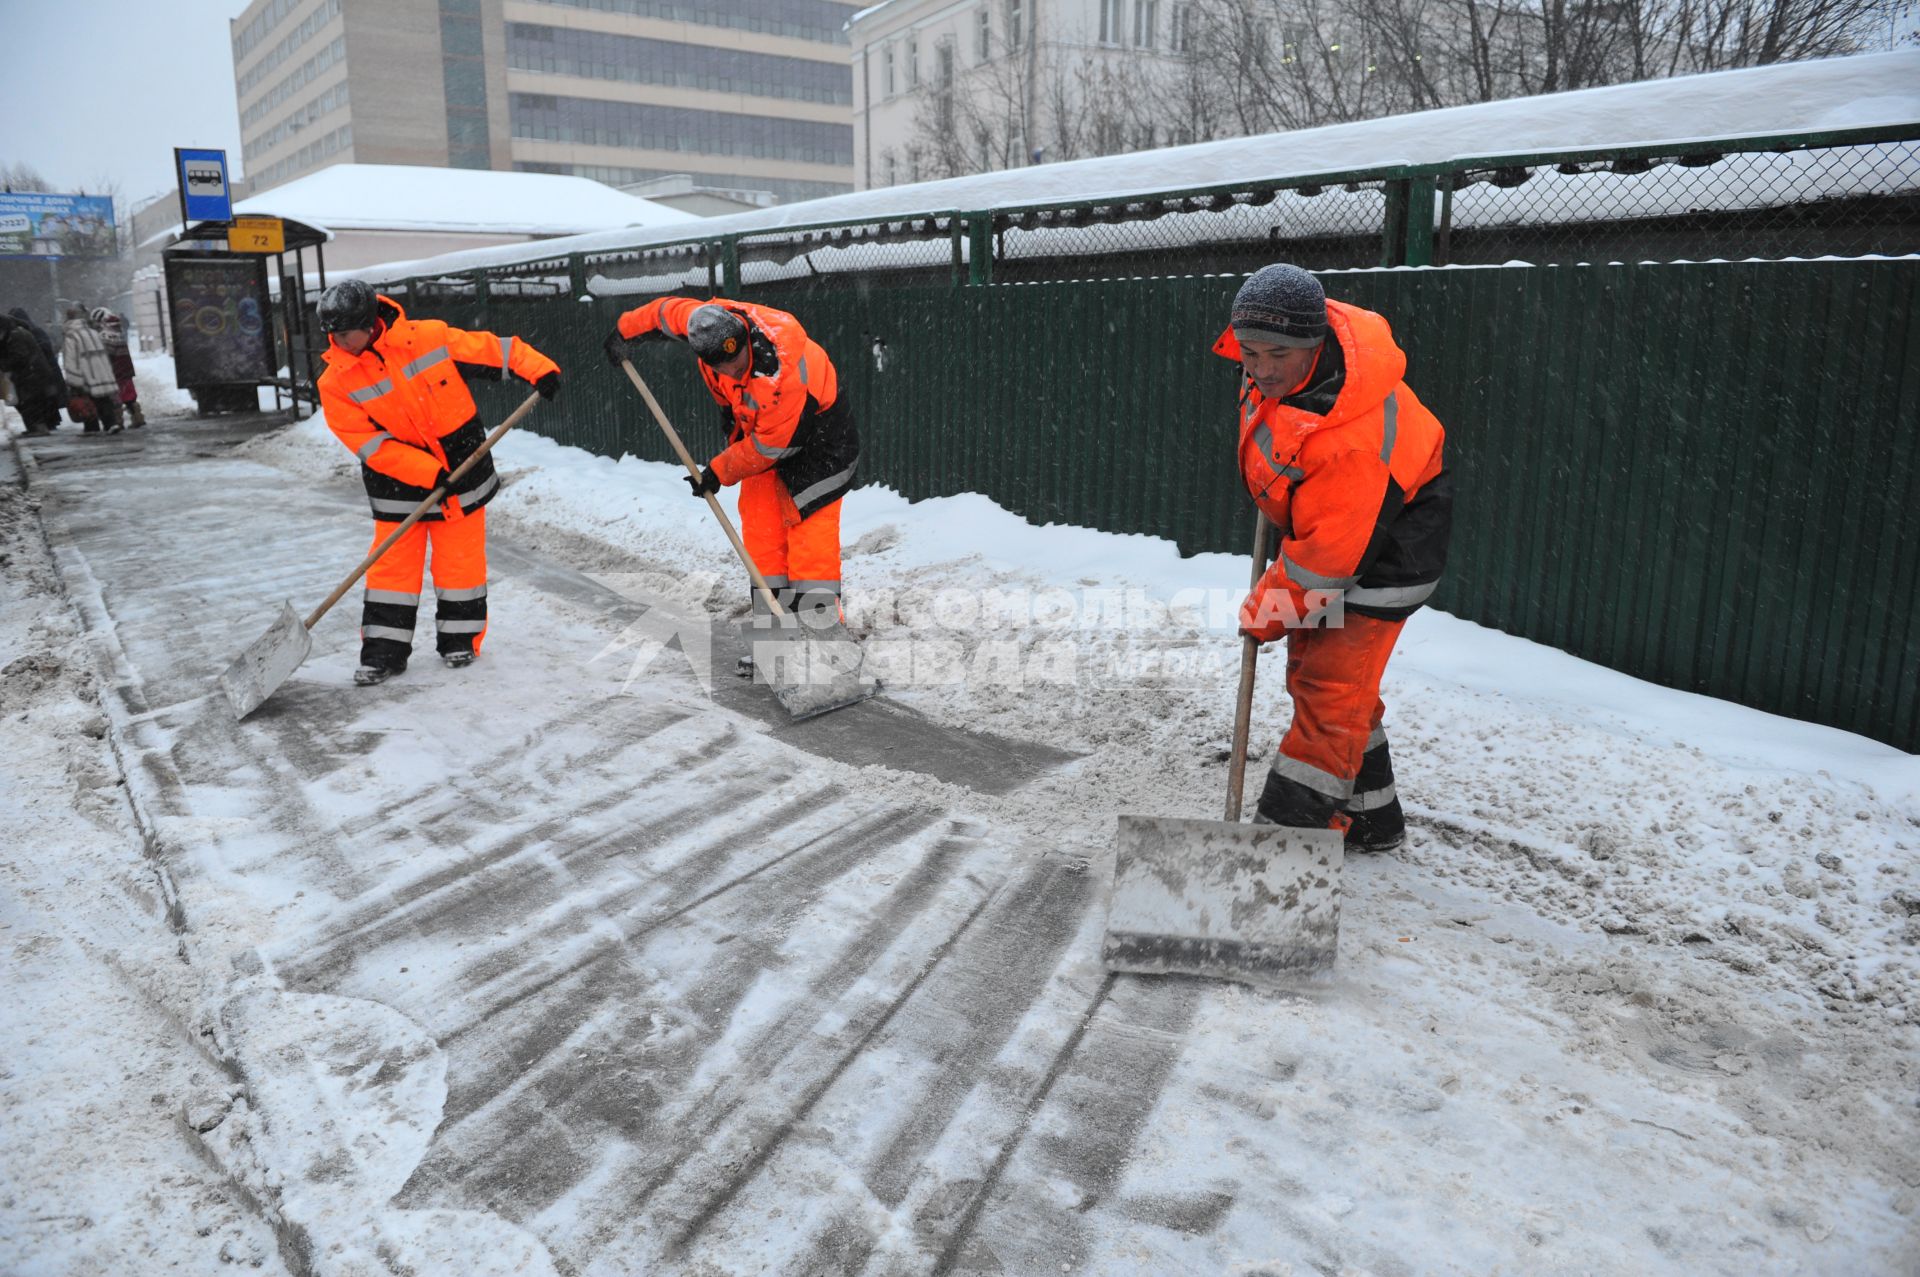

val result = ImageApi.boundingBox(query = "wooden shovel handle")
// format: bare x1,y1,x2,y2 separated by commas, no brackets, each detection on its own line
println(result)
303,388,544,630
1223,512,1273,821
619,358,788,620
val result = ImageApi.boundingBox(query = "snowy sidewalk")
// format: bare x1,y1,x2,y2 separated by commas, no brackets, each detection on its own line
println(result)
10,405,1918,1275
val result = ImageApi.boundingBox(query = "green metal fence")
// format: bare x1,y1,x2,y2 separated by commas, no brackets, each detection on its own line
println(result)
372,124,1920,750
372,122,1919,307
415,257,1920,752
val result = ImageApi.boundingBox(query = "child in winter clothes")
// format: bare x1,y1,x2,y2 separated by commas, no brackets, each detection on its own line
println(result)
91,307,144,428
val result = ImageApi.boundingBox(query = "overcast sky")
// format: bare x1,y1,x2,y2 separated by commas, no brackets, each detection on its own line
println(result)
1,0,247,213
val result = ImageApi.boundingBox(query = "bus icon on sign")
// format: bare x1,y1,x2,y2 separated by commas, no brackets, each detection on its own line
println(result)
185,163,225,190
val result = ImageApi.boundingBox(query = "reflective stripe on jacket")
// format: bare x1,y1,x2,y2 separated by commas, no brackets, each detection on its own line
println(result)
618,295,858,519
1217,298,1452,622
318,294,558,521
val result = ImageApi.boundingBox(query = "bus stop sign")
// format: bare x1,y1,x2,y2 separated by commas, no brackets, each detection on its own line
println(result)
175,148,233,224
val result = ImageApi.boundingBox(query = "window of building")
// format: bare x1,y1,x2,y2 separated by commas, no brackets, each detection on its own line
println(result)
1133,0,1158,47
507,93,854,167
1281,22,1306,64
976,6,992,60
1170,2,1192,52
505,24,852,105
525,0,860,48
936,39,954,87
1098,0,1124,45
1005,0,1023,50
883,43,895,96
441,0,492,169
907,35,919,87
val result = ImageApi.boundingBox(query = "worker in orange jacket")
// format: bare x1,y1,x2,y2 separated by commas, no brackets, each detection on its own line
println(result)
605,297,859,639
1223,264,1453,853
315,279,560,686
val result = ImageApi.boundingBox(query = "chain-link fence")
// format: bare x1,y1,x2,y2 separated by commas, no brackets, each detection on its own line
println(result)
1435,134,1920,266
366,124,1918,304
734,215,962,294
987,179,1394,281
970,128,1920,281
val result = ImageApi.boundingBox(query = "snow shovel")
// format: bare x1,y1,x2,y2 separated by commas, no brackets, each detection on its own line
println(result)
618,358,876,721
1102,512,1345,986
218,389,544,719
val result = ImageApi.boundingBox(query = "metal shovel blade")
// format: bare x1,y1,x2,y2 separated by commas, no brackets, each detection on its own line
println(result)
744,616,878,721
1103,815,1345,986
219,601,312,720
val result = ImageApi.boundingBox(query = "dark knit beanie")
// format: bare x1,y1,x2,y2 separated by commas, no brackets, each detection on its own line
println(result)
1231,264,1326,349
687,304,750,365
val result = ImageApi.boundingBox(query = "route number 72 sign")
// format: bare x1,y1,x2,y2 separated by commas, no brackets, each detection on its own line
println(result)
227,215,286,254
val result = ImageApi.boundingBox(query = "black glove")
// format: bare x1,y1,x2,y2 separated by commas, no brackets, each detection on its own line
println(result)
535,370,560,401
603,330,629,367
684,466,720,498
431,468,455,494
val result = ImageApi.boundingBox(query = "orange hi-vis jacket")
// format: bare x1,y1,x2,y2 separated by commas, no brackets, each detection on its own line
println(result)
1219,298,1452,627
617,295,858,519
319,294,558,521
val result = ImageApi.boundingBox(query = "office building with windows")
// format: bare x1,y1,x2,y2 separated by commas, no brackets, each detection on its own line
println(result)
234,0,861,205
233,0,514,193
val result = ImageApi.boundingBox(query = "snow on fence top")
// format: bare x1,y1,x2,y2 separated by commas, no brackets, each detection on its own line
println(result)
343,50,1920,288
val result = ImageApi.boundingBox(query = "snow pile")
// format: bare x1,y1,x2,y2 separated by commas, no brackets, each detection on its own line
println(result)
132,351,201,416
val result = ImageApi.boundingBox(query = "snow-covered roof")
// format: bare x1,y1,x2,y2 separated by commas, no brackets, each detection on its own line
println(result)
144,163,700,249
347,50,1919,285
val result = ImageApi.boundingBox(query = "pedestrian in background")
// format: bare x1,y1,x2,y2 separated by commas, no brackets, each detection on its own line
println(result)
0,311,64,435
10,307,61,392
92,306,145,428
60,304,121,433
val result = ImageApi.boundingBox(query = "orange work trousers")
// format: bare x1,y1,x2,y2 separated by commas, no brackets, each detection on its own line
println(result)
359,508,488,668
1257,611,1406,829
737,471,842,622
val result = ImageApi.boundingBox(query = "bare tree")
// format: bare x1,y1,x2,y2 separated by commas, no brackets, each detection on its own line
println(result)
2,162,54,193
908,29,1037,181
900,0,1890,182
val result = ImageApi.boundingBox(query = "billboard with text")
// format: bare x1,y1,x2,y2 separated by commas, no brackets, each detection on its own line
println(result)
0,193,118,259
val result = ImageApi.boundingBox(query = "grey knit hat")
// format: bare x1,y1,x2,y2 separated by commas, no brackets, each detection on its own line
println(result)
1231,264,1326,349
686,304,750,365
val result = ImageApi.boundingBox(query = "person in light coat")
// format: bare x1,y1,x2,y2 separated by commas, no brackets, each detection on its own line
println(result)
61,304,121,432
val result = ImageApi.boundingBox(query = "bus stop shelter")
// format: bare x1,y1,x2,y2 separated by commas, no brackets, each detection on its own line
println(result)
163,214,330,417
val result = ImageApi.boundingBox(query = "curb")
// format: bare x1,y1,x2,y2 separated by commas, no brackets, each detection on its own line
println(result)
8,427,319,1277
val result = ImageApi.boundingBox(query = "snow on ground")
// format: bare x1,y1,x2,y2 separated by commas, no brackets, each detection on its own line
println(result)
0,429,290,1274
227,404,1920,1269
132,352,203,418
236,411,1920,1031
9,386,1918,1271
